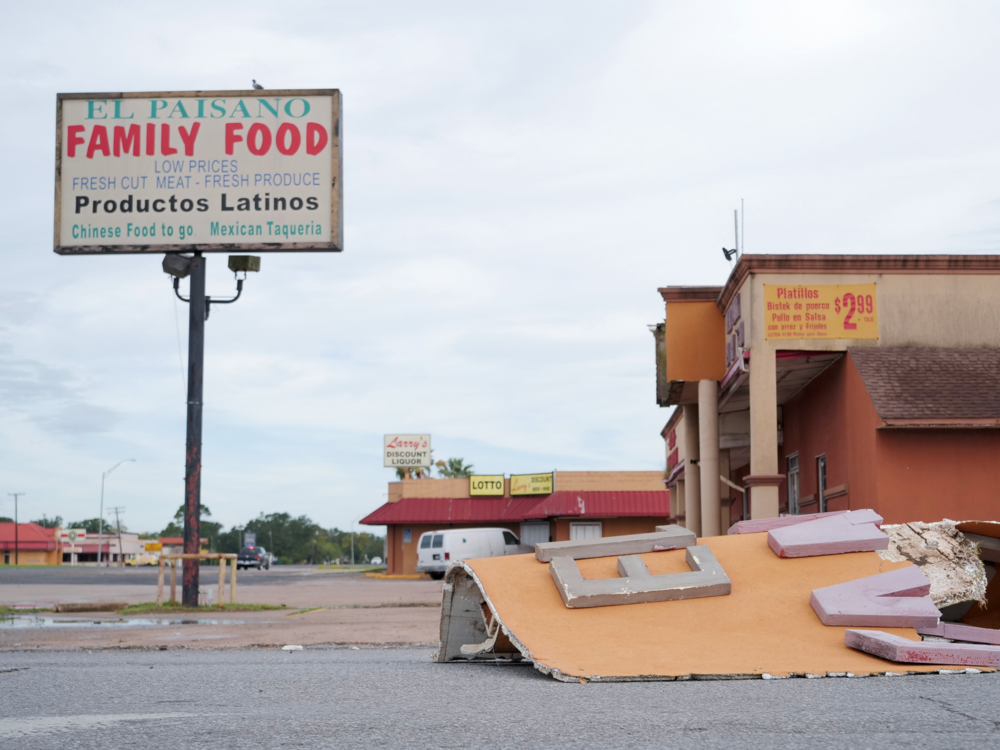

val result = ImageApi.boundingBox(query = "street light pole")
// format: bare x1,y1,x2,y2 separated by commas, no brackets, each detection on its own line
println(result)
7,493,24,565
99,460,135,566
165,252,257,606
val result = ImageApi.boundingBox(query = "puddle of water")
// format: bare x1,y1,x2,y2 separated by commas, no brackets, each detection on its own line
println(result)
0,616,245,629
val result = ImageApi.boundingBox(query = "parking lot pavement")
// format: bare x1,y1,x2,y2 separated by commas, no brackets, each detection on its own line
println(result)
0,566,443,649
1,648,998,750
0,565,442,609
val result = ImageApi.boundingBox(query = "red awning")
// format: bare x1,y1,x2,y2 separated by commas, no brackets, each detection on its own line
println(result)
360,491,670,526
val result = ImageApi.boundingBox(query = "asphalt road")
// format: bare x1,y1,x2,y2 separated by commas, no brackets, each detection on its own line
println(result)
1,648,998,749
0,565,358,587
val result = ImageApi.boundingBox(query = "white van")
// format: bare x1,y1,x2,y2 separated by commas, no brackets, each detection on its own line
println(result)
416,528,523,579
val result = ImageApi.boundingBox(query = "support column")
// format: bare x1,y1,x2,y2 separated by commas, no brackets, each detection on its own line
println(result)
673,479,686,528
748,347,780,519
719,449,732,533
682,404,701,536
698,380,721,537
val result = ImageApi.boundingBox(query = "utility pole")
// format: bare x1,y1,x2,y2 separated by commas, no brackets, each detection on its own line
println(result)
8,493,24,565
183,253,206,607
110,507,125,566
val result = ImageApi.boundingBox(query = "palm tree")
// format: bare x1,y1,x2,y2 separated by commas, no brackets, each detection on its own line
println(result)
438,458,474,478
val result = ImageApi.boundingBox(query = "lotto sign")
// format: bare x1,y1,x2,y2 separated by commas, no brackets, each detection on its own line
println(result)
54,90,342,254
469,475,505,496
764,284,878,340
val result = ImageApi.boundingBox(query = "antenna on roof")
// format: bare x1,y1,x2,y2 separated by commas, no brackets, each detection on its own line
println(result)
721,201,745,267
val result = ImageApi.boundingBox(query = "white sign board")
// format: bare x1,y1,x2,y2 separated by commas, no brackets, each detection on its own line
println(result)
384,434,432,468
55,89,342,254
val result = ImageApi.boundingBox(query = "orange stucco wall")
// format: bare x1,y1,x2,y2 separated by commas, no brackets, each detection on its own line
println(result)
780,356,851,513
876,431,1000,524
778,352,999,524
665,302,726,382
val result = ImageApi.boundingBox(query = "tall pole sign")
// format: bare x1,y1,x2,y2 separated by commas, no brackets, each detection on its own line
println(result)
55,89,342,605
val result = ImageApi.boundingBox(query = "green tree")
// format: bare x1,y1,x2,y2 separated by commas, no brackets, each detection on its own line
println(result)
437,457,474,478
213,514,384,565
30,515,63,528
67,518,115,534
0,516,13,523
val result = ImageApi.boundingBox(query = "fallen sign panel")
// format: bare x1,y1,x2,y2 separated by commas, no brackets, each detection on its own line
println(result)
768,509,888,558
549,545,730,608
845,629,1000,668
809,567,940,628
437,533,988,681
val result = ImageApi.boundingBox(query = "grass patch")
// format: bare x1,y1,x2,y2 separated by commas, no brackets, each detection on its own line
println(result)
0,606,53,616
287,607,325,617
316,565,384,573
118,602,287,614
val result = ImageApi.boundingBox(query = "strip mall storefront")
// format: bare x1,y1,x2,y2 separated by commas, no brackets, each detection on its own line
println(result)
656,254,1000,535
361,472,670,575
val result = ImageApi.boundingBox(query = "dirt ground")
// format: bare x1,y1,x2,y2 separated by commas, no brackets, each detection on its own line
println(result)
0,568,443,650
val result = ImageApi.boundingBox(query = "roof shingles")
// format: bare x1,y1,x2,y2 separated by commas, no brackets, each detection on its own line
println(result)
849,347,1000,420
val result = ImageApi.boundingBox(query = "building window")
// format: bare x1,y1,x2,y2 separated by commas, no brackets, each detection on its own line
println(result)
817,454,827,513
403,528,412,544
787,454,800,515
569,522,602,540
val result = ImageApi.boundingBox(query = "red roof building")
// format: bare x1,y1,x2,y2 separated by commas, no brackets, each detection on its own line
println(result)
0,523,61,565
361,472,670,575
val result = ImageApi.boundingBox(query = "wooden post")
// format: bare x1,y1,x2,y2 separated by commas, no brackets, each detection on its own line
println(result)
157,557,165,606
230,557,237,604
217,556,226,610
170,559,177,604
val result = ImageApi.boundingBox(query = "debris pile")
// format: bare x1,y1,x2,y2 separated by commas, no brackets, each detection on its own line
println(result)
434,513,1000,682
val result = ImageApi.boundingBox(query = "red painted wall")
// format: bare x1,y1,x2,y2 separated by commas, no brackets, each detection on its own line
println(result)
779,355,855,513
876,430,1000,524
777,351,999,524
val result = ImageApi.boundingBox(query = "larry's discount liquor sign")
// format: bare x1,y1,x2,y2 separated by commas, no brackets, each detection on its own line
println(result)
763,284,878,340
54,90,342,254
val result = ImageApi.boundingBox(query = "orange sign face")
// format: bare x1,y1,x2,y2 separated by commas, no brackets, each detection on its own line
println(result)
763,284,878,340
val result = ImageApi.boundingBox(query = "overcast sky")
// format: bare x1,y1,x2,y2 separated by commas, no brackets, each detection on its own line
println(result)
3,1,1000,536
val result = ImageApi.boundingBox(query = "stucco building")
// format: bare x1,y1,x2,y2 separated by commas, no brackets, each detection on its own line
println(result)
657,254,1000,534
0,523,62,565
361,472,670,575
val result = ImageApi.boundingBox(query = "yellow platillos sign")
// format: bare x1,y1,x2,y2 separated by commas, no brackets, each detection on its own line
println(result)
145,542,162,552
764,284,878,340
469,475,505,496
510,473,554,496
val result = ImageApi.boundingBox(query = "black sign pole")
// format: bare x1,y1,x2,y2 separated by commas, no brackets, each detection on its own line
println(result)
183,253,206,607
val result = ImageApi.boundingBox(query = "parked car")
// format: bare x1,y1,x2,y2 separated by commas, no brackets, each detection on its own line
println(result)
126,554,159,567
237,545,270,570
416,528,524,579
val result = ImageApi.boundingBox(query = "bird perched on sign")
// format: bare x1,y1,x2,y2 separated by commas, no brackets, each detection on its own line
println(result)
252,79,264,90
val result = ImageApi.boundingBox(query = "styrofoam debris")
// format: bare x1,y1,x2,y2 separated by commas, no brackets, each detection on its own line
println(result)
877,521,987,609
281,645,303,651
